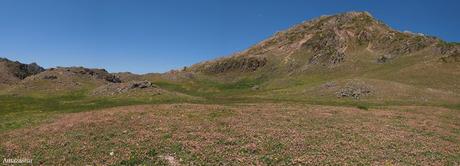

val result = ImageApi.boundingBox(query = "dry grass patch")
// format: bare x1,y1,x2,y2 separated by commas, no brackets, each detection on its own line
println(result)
1,103,459,165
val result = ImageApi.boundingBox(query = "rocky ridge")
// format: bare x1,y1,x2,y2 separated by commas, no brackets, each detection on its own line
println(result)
0,58,45,85
24,67,121,83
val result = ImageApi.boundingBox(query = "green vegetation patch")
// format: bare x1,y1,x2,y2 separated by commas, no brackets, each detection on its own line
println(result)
0,94,144,132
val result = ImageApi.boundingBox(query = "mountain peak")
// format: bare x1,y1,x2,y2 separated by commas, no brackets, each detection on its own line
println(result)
312,11,373,22
337,11,373,18
192,11,457,74
300,11,376,28
241,11,388,58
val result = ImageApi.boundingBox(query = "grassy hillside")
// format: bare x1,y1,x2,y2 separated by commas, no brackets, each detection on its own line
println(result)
1,11,459,165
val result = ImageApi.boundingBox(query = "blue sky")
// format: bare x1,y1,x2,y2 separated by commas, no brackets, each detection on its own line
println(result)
0,0,459,73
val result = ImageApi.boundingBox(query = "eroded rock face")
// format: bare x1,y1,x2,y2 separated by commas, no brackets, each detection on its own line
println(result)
440,53,460,63
437,43,460,63
203,57,267,73
303,30,346,65
372,32,438,56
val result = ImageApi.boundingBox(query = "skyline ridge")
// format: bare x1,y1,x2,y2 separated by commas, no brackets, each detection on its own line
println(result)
1,0,459,73
1,11,457,74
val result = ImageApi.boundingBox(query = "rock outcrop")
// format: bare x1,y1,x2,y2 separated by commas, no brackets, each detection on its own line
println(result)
48,67,121,83
91,81,163,96
336,81,373,99
8,67,123,93
0,58,45,85
200,56,267,74
437,43,460,63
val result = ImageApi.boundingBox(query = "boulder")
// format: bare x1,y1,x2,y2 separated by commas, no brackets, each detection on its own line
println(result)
336,81,373,99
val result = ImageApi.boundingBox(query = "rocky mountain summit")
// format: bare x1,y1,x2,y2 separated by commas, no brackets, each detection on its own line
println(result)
190,12,459,75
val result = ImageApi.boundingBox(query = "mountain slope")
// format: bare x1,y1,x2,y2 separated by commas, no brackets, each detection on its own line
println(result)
190,12,458,75
151,11,460,105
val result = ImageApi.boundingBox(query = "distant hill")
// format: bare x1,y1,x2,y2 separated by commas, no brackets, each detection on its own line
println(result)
0,58,44,86
1,67,122,95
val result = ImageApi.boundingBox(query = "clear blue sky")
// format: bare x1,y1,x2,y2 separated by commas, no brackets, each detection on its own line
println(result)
0,0,458,73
